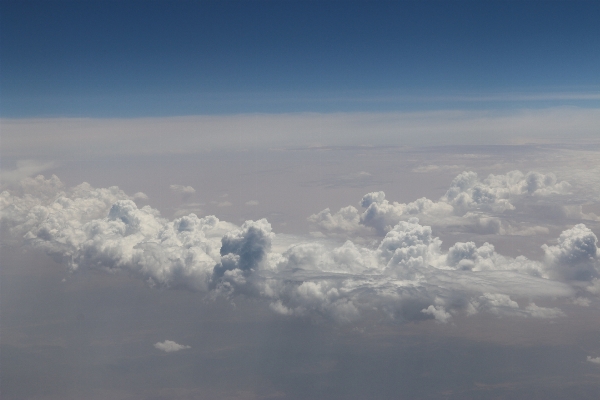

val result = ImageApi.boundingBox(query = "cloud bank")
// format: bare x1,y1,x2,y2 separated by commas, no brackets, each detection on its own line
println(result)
3,108,600,157
2,172,599,324
310,170,572,237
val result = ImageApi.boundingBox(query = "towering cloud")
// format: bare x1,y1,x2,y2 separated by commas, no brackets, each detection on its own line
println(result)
543,224,600,281
212,219,274,295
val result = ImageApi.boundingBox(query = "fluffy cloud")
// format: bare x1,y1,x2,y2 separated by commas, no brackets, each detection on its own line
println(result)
261,219,572,322
422,304,452,323
1,175,235,291
467,293,565,319
2,174,595,325
445,241,546,277
587,356,600,365
212,219,273,295
543,224,600,281
310,170,571,237
154,340,191,352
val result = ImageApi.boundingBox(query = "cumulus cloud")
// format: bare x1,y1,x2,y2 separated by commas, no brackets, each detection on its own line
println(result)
261,218,572,322
587,356,600,365
542,224,600,281
422,304,452,323
2,174,596,325
309,170,571,237
154,340,191,352
466,293,565,319
212,219,273,295
1,175,235,291
133,192,149,201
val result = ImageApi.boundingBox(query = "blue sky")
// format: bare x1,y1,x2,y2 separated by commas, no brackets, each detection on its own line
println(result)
2,0,599,117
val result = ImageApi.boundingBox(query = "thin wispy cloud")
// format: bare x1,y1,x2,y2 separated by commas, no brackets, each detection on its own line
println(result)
170,185,196,195
0,159,56,185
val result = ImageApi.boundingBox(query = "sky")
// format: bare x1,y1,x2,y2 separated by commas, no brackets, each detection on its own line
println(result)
2,1,600,399
2,0,600,116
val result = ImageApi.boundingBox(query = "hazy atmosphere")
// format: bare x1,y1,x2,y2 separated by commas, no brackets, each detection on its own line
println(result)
2,1,600,399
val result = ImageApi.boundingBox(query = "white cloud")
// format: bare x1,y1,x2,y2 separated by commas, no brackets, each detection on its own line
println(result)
245,200,259,206
523,303,566,319
2,173,595,325
422,305,452,323
1,175,235,291
587,356,600,365
133,192,149,201
310,170,570,237
468,294,565,319
154,340,191,353
542,224,600,281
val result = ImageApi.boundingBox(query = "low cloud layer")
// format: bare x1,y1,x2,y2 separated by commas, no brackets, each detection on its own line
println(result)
2,172,599,324
3,108,600,157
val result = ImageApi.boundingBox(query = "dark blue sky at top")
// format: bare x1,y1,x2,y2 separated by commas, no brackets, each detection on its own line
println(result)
1,0,599,117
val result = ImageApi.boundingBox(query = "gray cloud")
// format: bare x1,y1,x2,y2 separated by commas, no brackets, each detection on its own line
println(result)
212,219,273,294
